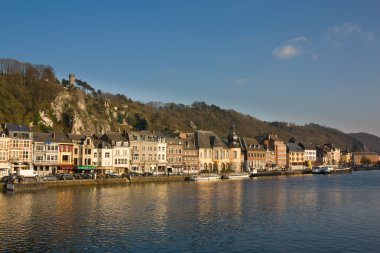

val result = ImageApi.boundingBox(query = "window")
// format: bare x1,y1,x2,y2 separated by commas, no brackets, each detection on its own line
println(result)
62,155,69,162
74,148,78,155
105,152,110,158
0,151,7,160
233,151,237,159
22,151,29,159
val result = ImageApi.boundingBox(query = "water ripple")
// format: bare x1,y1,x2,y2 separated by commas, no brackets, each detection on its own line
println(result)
1,172,380,252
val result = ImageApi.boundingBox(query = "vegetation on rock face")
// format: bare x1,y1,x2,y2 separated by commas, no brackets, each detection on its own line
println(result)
349,133,380,153
0,58,372,151
0,59,63,126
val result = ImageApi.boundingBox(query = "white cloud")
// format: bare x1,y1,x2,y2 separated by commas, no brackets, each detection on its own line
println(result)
325,22,374,46
273,36,312,59
289,36,309,43
341,23,361,36
273,45,300,59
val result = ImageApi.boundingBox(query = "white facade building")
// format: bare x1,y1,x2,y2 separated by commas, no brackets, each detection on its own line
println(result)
0,132,10,178
33,133,59,176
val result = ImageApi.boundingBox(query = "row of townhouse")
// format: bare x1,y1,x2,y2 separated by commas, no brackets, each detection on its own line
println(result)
1,123,378,177
284,141,380,169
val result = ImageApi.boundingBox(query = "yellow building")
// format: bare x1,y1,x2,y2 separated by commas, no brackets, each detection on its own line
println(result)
286,142,305,169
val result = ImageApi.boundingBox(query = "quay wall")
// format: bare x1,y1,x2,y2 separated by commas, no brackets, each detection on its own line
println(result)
2,176,187,192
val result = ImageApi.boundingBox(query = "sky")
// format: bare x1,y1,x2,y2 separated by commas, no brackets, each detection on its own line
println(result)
1,0,379,136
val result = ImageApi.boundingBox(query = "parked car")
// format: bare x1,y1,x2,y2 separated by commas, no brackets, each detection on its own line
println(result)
43,175,57,181
130,172,142,177
142,172,153,176
74,173,83,179
105,173,119,179
59,174,74,180
82,173,93,179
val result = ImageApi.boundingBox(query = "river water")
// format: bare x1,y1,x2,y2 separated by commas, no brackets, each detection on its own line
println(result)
1,171,380,253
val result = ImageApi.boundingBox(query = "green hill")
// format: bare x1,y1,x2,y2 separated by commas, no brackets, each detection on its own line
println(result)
0,58,371,151
349,133,380,153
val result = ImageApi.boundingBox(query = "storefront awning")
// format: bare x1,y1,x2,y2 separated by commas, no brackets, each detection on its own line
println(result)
58,165,73,170
77,166,94,170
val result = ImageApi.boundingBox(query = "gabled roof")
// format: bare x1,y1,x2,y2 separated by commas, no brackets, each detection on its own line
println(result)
242,137,266,151
299,143,316,150
166,137,183,145
103,132,127,142
127,130,158,141
67,134,86,142
286,143,304,152
195,130,227,149
4,123,30,132
33,132,71,143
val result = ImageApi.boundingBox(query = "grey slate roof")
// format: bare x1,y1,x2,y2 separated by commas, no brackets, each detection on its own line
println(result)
242,137,266,151
286,143,304,152
299,143,316,150
166,137,183,145
103,132,127,142
68,134,86,142
4,123,30,132
33,132,71,143
195,130,227,149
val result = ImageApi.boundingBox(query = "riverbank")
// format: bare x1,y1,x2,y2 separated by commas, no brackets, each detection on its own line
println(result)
2,167,379,193
2,175,187,193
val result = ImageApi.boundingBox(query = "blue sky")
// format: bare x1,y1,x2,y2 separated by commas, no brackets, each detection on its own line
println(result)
1,0,379,135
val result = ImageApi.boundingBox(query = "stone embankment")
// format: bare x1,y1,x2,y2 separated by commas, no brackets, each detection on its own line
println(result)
2,176,187,193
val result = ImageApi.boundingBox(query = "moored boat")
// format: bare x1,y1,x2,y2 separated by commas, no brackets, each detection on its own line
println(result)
330,167,352,174
186,174,221,181
221,173,250,180
312,166,333,174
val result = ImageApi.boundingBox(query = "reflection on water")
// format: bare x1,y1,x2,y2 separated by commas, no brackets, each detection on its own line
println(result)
1,171,380,252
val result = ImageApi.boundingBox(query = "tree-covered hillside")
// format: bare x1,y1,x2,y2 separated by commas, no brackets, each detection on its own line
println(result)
0,58,371,151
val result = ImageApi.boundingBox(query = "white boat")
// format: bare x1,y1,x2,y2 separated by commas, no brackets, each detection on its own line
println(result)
221,173,250,179
187,174,221,181
312,166,333,174
330,167,352,174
